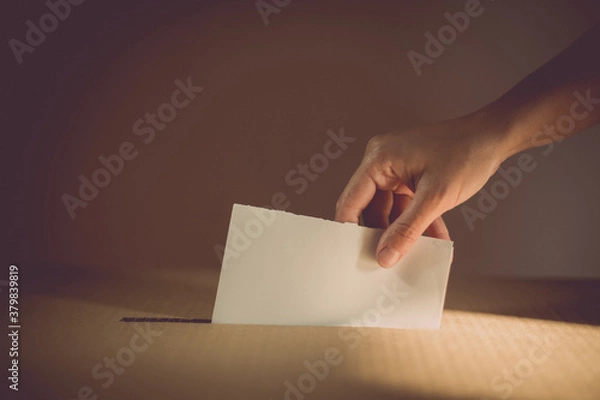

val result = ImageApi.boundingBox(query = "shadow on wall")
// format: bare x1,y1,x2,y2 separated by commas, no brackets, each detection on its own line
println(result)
444,274,600,326
21,264,218,318
21,264,600,327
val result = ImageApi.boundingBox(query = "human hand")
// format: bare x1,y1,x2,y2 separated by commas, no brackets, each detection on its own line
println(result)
335,113,511,268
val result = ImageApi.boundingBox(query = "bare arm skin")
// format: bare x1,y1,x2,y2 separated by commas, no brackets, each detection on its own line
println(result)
335,22,600,268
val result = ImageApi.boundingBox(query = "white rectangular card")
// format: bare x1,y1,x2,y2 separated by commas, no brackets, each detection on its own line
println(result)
212,204,453,329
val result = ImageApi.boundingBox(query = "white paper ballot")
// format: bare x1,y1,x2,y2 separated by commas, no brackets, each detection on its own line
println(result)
212,204,453,329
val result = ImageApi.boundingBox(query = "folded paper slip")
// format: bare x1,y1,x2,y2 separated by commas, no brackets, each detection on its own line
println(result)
212,204,453,329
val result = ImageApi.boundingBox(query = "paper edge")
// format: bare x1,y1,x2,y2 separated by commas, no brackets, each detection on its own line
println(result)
212,203,455,328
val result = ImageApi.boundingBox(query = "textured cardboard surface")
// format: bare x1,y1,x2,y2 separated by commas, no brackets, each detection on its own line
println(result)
6,266,600,400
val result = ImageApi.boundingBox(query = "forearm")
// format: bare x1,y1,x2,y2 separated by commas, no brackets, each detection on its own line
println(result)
481,22,600,159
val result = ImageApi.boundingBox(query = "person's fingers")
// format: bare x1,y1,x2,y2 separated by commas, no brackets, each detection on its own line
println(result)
389,192,412,224
362,189,393,228
376,187,442,268
390,191,450,240
424,215,450,240
335,166,377,223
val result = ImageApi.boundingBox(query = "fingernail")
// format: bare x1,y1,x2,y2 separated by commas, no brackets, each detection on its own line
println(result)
378,247,401,268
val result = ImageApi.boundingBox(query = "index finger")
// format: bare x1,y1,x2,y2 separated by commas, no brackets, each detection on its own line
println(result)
335,165,377,223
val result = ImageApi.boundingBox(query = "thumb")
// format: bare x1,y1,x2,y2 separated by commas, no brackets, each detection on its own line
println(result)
376,188,441,268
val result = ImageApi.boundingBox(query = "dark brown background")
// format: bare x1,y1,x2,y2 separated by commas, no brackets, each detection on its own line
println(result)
2,2,600,400
4,0,600,277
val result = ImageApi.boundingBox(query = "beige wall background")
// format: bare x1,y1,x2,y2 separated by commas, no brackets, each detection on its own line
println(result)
4,0,600,278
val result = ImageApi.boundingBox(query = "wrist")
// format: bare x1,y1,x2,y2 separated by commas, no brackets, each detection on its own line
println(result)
462,102,522,167
471,98,541,163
